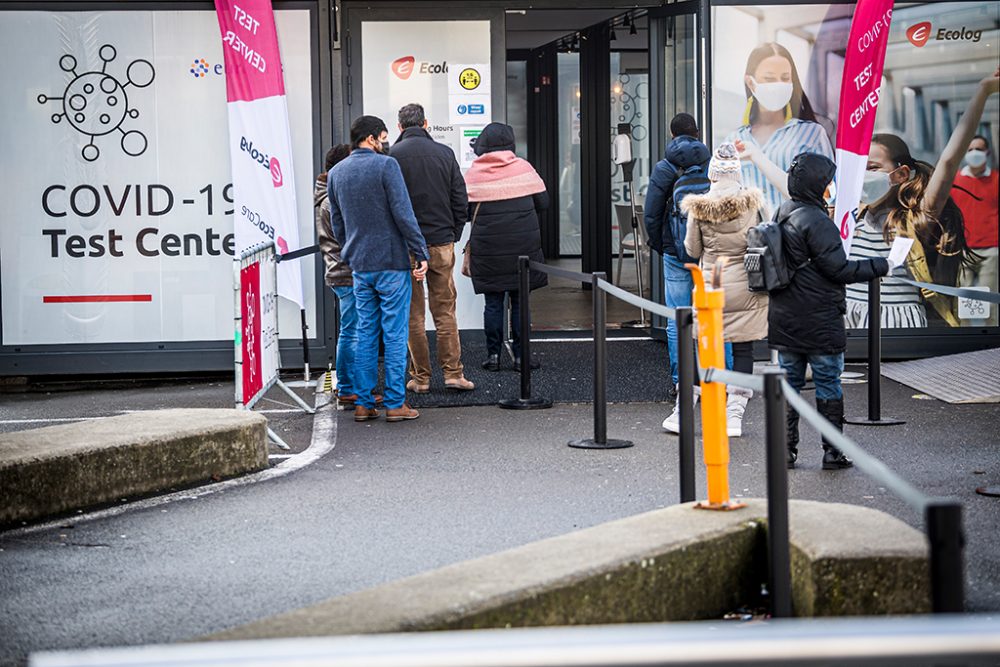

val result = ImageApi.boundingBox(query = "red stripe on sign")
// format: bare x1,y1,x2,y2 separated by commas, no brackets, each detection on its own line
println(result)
43,295,153,303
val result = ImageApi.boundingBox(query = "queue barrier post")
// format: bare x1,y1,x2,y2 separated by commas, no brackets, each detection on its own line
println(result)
499,256,552,410
676,306,697,503
926,499,965,613
569,272,632,449
687,263,743,511
763,367,792,617
845,277,904,426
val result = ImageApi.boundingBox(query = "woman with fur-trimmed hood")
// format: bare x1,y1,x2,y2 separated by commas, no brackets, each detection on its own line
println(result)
682,141,769,437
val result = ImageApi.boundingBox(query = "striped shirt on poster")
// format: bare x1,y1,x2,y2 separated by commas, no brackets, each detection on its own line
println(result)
844,213,927,329
726,119,834,216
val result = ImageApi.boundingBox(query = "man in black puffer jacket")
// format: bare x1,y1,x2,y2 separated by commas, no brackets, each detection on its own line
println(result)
769,152,889,470
391,103,474,394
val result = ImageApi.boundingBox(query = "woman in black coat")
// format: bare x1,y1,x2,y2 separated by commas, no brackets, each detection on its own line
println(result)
464,123,548,371
769,152,889,470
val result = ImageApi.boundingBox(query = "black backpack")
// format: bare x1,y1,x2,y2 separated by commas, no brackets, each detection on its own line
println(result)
665,164,710,263
744,214,807,292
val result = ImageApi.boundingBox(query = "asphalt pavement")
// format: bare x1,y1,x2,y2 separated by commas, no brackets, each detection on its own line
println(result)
0,366,997,666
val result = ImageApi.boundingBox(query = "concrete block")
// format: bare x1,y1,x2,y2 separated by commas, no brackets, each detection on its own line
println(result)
207,498,930,640
0,409,268,526
788,500,930,616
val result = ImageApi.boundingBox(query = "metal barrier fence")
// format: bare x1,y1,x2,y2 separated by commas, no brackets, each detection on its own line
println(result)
510,256,965,616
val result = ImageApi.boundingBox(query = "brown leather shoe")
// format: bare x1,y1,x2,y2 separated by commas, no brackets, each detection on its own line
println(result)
340,393,383,408
353,406,380,422
385,403,420,422
405,380,430,394
444,377,475,391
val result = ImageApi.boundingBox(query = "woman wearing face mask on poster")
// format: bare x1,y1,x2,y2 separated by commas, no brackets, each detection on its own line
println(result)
726,42,834,216
845,68,999,329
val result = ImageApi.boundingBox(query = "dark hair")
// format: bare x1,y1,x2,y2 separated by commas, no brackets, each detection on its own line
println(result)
971,134,991,151
743,42,816,125
871,133,970,267
317,144,351,182
669,113,699,139
349,115,387,148
398,103,426,130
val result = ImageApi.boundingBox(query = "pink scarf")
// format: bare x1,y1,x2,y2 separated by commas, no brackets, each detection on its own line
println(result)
465,150,547,202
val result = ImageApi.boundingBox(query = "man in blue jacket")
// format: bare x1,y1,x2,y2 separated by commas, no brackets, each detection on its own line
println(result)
643,113,710,427
329,115,429,423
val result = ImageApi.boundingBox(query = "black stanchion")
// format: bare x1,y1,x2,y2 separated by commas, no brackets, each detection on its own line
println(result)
926,500,965,613
676,306,696,503
763,369,792,618
846,277,904,426
569,272,633,449
499,256,552,410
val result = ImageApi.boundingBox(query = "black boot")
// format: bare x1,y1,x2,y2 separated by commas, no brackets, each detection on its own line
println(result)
817,398,853,470
786,407,800,469
481,354,500,372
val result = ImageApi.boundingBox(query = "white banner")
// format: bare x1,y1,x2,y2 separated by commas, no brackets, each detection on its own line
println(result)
216,0,304,308
0,9,315,346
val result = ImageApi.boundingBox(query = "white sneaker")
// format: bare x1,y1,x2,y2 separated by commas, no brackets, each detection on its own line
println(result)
662,391,698,434
726,394,749,438
662,402,682,433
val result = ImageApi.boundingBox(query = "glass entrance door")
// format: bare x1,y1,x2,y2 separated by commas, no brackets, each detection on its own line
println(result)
647,3,702,322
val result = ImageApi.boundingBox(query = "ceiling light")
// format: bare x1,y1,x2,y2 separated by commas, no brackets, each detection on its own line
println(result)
630,22,637,36
610,26,617,41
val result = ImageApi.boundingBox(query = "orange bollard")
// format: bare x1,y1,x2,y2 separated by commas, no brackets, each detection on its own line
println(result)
687,262,745,511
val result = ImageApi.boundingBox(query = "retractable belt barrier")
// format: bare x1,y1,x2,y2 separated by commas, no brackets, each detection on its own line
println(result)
507,256,964,617
899,277,1000,304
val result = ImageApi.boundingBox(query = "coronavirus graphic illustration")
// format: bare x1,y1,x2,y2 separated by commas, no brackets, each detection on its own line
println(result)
37,44,155,162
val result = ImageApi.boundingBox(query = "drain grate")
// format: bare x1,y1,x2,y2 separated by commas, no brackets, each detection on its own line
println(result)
881,348,1000,404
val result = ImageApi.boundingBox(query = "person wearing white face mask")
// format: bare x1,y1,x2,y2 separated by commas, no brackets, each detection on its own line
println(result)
725,42,834,215
952,135,999,326
845,69,999,329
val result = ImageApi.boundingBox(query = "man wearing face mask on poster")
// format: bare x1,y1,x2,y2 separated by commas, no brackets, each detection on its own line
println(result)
845,69,998,329
726,42,834,216
328,115,430,423
952,135,999,326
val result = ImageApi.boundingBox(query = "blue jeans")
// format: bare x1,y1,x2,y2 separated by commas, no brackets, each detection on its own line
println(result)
779,351,845,400
353,270,412,410
332,285,358,397
663,253,733,385
484,291,522,357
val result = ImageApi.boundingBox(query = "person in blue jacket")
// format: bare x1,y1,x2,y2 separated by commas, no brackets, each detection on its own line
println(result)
643,113,710,428
328,115,429,424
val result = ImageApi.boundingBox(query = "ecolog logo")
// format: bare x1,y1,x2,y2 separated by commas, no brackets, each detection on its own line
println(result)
907,21,983,47
390,55,448,80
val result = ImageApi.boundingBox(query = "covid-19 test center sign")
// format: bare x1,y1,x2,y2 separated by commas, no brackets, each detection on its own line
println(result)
0,9,315,347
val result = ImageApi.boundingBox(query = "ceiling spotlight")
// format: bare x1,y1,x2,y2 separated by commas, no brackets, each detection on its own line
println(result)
630,21,637,36
610,25,617,40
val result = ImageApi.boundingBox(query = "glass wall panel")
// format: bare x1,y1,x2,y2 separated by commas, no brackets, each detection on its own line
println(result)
506,60,528,159
557,51,582,256
610,51,650,258
711,1,999,330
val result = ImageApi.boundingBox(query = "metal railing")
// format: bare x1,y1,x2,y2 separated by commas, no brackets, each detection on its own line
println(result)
508,256,966,616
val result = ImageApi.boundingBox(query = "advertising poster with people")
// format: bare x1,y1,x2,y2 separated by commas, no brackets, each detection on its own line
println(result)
712,1,999,329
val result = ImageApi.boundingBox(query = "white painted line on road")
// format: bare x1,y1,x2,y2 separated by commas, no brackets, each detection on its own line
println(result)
4,393,338,537
268,454,295,460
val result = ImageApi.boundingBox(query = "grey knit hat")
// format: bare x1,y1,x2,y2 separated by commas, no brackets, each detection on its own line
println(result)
708,142,743,184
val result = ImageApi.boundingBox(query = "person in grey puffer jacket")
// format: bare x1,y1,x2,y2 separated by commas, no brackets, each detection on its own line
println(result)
315,144,363,405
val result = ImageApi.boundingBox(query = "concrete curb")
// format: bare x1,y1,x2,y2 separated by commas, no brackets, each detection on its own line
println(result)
0,408,268,526
207,499,927,640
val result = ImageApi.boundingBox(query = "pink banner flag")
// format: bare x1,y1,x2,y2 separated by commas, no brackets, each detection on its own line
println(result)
833,0,895,253
215,0,303,307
